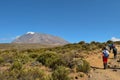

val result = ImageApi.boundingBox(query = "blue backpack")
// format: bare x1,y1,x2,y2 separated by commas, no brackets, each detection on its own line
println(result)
103,50,109,58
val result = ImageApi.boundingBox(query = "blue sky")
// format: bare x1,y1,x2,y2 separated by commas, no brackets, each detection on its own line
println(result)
0,0,120,43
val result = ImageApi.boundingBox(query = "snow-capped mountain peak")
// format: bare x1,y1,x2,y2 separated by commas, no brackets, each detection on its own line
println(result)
26,32,35,35
12,32,69,45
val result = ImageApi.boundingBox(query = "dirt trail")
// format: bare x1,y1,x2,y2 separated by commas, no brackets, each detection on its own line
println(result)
86,46,120,80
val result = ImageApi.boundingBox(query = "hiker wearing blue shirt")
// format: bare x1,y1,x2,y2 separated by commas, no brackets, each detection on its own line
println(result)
102,47,110,69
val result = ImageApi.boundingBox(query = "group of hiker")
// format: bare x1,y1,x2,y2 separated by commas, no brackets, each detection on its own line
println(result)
102,43,118,69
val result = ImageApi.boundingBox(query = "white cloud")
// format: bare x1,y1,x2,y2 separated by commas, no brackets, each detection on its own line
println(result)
111,37,120,42
0,38,9,41
0,37,14,43
0,35,21,43
0,36,20,41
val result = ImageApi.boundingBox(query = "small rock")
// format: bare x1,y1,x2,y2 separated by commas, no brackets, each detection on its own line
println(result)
108,62,111,64
113,69,117,72
30,61,42,66
88,74,92,78
89,69,93,73
107,64,111,68
117,59,120,62
75,76,78,79
92,67,96,71
6,59,13,63
114,65,117,68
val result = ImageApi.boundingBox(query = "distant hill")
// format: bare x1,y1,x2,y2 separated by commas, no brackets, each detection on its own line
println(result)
12,32,69,45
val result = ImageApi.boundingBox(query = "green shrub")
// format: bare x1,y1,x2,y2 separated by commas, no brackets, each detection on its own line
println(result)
29,53,38,59
52,66,70,80
0,67,47,80
79,73,84,77
51,58,66,70
19,68,45,80
78,41,86,45
15,54,30,64
76,59,90,73
0,52,14,63
37,52,65,69
11,61,22,70
61,52,75,68
106,40,113,44
0,57,4,64
0,69,20,80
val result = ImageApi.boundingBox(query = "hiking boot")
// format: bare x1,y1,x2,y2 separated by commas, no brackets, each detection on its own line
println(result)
104,63,107,69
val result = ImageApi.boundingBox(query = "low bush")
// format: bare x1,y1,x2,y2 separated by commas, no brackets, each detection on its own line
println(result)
19,68,45,80
0,57,4,64
10,61,22,70
37,52,65,69
76,59,90,73
52,66,70,80
0,67,47,80
29,53,38,59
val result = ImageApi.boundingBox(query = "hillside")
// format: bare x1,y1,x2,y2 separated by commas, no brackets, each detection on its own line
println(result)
0,43,61,50
0,41,120,80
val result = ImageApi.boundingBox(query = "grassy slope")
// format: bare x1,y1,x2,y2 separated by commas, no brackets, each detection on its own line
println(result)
0,41,119,80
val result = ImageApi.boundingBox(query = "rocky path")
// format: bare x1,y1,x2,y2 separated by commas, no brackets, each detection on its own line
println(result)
86,47,120,80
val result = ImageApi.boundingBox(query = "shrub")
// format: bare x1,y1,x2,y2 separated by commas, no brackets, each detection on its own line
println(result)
15,54,30,64
78,41,86,45
79,73,84,77
106,40,113,44
19,68,45,80
82,44,90,50
76,59,90,73
52,66,70,80
0,57,4,64
0,52,14,63
29,53,38,59
11,61,22,70
0,67,47,80
61,52,75,68
37,52,65,69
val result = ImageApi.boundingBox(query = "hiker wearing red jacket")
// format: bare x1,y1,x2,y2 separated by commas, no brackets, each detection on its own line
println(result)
102,47,110,69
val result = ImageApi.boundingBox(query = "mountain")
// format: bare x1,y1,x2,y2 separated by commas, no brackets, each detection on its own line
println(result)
12,32,69,45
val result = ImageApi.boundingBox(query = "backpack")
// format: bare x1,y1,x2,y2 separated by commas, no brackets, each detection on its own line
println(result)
103,50,109,58
111,44,115,48
113,47,117,54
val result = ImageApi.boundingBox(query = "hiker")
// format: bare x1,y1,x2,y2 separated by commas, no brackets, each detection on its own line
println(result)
112,46,117,59
102,47,110,69
108,43,115,52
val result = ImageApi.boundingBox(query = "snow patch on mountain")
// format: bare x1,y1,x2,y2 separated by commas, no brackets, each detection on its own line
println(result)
27,32,35,35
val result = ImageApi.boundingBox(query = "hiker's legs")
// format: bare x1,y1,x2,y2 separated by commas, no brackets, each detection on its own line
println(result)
103,63,107,69
114,53,117,59
103,57,108,69
110,47,112,52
